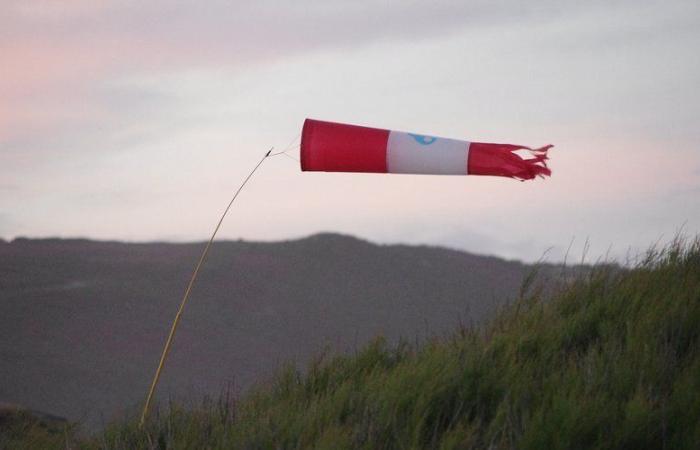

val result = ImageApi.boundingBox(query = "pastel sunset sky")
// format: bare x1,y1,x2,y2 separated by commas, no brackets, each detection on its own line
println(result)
2,0,699,261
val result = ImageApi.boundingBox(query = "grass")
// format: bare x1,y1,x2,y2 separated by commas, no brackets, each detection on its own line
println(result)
2,238,699,449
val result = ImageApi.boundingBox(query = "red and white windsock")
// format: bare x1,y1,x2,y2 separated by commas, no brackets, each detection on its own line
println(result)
300,118,552,181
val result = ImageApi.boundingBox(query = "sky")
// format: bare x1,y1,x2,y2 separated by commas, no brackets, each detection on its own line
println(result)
1,0,699,262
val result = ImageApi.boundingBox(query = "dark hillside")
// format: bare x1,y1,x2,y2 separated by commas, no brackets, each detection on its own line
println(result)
0,233,535,429
4,240,698,448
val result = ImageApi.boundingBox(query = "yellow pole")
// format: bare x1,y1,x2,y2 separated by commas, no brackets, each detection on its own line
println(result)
139,149,272,427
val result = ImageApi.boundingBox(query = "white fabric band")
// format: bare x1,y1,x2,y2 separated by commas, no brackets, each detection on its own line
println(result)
386,131,470,175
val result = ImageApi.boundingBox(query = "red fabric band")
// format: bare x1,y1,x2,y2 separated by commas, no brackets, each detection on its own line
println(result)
301,119,389,173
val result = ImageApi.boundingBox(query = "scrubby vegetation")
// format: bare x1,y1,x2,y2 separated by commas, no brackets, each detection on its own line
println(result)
0,407,74,449
3,239,699,449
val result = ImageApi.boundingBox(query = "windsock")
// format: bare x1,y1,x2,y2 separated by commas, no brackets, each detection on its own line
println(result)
300,118,552,181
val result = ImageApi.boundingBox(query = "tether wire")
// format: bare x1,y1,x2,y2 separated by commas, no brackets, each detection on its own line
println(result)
139,147,275,427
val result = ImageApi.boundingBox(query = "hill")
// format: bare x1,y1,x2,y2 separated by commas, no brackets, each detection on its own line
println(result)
5,239,698,448
0,233,540,429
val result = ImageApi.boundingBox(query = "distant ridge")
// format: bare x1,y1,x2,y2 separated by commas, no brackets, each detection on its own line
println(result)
1,233,539,429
